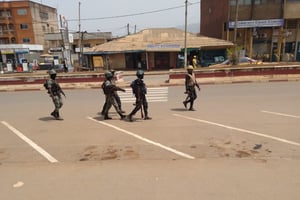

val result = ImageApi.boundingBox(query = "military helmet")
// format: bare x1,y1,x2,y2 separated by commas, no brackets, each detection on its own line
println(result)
110,69,115,75
187,65,194,70
105,71,113,79
136,69,144,79
48,69,57,75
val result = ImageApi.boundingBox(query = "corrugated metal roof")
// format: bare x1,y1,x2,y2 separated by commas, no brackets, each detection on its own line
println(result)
85,28,234,54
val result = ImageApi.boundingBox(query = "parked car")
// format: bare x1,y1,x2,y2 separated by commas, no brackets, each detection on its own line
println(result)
209,57,263,68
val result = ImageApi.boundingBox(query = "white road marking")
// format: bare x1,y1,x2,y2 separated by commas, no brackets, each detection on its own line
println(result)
261,110,300,119
1,121,58,163
173,114,300,147
118,87,168,103
87,116,195,159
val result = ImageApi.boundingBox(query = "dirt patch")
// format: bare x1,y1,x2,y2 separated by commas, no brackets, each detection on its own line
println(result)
236,150,252,158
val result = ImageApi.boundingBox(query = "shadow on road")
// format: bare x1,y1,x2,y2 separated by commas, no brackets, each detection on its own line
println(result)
38,116,55,121
170,108,188,112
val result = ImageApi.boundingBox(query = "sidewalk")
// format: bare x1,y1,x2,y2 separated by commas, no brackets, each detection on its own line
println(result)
1,64,300,92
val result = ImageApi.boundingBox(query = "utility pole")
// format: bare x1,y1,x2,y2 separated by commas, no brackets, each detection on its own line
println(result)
127,23,130,35
78,1,81,68
233,0,239,65
184,0,188,68
59,15,65,62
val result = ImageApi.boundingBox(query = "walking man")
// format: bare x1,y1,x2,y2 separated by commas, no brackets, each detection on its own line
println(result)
127,69,151,122
183,65,200,111
44,69,65,120
102,71,126,120
101,69,125,114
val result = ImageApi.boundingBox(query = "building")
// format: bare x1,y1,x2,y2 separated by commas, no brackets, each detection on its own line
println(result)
44,31,113,68
84,28,234,70
0,0,58,70
201,0,300,62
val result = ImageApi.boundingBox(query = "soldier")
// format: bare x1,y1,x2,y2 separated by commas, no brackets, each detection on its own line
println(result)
183,65,200,111
127,69,151,122
102,71,126,120
44,69,65,120
101,69,125,114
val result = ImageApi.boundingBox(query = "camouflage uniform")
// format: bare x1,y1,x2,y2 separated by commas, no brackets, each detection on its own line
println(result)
127,69,151,122
102,72,126,120
44,69,65,119
183,65,200,111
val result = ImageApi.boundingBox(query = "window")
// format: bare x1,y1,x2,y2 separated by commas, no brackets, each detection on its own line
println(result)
17,9,27,15
230,0,269,5
22,38,30,43
39,12,49,20
20,24,29,29
230,0,252,5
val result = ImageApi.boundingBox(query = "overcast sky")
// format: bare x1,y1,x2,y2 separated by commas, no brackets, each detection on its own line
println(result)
36,0,200,36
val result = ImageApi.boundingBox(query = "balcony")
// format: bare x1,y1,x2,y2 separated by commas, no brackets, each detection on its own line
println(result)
0,16,12,23
0,29,15,37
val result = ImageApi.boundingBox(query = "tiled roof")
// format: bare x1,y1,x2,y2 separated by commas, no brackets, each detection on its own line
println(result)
86,28,234,53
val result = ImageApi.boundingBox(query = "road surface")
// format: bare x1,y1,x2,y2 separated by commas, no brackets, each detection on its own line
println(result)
0,82,300,200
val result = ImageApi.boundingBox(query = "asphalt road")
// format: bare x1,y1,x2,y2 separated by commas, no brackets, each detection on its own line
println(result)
0,82,300,200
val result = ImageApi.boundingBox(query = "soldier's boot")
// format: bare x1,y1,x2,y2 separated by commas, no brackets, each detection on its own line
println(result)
104,114,112,120
51,111,56,118
183,101,187,109
144,110,152,120
127,114,134,122
55,111,63,120
119,113,126,120
189,101,195,111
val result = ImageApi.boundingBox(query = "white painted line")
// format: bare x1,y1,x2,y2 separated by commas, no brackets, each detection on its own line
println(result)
87,116,195,159
173,114,300,147
261,110,300,119
1,121,58,163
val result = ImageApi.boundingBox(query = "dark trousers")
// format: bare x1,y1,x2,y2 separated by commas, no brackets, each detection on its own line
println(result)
129,95,149,117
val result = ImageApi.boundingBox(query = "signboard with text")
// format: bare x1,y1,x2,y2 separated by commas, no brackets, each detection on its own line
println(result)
229,19,284,29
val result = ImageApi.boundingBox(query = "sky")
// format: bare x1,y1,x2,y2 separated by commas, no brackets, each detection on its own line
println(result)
35,0,201,36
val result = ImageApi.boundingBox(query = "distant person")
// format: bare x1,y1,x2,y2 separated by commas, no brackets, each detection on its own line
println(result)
192,55,198,69
62,60,68,72
44,69,66,120
127,69,151,122
183,65,200,111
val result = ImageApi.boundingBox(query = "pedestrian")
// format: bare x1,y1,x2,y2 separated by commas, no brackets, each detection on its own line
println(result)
101,69,125,115
44,69,66,120
127,69,151,122
192,55,198,69
102,71,126,120
183,65,200,111
62,59,68,73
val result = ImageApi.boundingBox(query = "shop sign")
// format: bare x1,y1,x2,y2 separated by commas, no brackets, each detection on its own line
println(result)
1,49,14,54
15,48,29,54
229,19,284,28
147,44,180,49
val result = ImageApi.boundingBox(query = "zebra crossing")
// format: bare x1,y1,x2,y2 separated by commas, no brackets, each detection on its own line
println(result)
118,87,168,103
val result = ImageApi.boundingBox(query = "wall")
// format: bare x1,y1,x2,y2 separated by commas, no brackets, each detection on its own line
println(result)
285,3,300,19
29,1,58,46
109,53,126,69
200,0,229,39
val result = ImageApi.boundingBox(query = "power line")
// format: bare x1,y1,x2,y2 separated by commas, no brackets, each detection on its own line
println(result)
68,1,200,22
